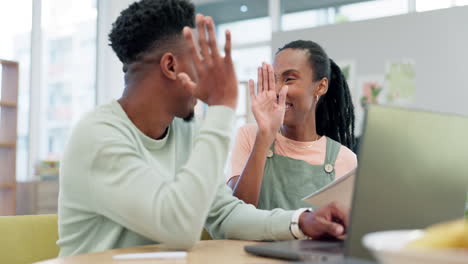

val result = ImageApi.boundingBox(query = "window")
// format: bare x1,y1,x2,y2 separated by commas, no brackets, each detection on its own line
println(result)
416,0,452,12
0,0,32,181
281,0,408,31
1,0,97,180
282,9,329,31
455,0,468,6
217,17,271,46
336,0,408,22
232,46,271,82
40,0,97,161
415,0,468,12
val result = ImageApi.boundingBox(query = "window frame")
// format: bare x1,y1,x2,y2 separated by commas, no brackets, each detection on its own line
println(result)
26,0,98,181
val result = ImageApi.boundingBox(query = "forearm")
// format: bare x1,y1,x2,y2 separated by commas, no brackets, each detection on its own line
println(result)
232,132,272,206
207,184,295,241
207,186,348,242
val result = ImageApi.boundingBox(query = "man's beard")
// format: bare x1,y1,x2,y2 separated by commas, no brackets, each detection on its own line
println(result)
183,111,195,122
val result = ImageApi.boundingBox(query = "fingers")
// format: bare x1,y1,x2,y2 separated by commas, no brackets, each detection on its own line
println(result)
205,17,220,58
278,85,288,106
326,219,345,237
268,64,275,92
224,30,232,61
257,63,276,94
315,217,345,238
248,79,256,99
183,14,238,109
302,203,349,239
196,14,211,64
257,66,263,94
177,73,198,96
336,234,347,241
262,63,268,92
183,27,202,67
328,202,350,229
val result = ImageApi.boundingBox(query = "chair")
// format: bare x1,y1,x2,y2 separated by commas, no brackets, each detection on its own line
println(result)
200,228,212,240
0,214,59,264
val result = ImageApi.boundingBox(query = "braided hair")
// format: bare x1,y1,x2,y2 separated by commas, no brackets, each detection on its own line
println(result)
277,40,355,149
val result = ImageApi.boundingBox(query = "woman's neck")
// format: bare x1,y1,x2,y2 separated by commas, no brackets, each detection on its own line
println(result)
280,124,319,142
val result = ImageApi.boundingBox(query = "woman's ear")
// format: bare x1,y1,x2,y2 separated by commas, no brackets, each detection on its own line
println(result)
316,77,329,96
160,52,177,80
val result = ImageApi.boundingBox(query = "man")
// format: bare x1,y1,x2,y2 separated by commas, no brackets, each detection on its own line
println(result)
58,0,348,256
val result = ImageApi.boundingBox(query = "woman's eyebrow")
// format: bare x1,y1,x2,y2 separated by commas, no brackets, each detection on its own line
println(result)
275,69,300,80
280,69,300,76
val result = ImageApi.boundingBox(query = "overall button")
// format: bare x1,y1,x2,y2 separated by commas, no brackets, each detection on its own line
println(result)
266,149,274,158
324,164,334,173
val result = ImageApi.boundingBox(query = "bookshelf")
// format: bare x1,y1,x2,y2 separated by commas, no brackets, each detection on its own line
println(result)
0,59,18,215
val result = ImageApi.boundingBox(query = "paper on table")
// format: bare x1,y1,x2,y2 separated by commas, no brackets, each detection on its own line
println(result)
302,168,357,209
112,251,187,260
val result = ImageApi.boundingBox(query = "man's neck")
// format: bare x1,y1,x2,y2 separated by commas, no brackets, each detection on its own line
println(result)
118,93,174,140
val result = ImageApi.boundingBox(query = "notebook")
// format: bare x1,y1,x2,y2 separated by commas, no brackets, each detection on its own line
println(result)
302,168,356,208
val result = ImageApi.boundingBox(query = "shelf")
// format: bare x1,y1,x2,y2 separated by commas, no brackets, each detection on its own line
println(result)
1,59,18,216
0,142,16,148
0,183,15,189
0,101,17,108
0,59,17,65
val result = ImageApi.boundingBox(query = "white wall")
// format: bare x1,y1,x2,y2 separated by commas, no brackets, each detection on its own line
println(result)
272,6,468,123
96,0,136,104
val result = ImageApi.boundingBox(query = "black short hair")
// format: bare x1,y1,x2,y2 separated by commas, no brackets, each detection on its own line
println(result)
277,40,356,150
109,0,195,65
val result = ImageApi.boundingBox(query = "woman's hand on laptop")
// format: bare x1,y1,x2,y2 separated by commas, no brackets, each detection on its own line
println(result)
299,202,349,240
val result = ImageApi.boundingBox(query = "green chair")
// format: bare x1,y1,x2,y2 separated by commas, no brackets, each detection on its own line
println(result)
465,193,468,218
200,228,212,240
0,214,60,264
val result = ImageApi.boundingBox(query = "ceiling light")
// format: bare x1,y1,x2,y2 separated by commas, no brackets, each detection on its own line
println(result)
240,5,248,13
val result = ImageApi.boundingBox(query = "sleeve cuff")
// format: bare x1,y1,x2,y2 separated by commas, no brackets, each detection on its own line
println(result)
268,209,296,241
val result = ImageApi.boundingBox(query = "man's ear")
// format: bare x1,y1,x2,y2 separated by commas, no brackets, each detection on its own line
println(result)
160,52,177,80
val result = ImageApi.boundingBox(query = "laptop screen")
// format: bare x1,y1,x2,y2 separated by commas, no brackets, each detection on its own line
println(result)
345,105,468,260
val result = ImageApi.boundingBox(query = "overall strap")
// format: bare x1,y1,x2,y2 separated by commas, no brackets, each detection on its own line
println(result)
266,139,276,158
323,137,342,174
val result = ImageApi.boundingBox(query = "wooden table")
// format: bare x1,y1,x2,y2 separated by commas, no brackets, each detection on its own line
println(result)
34,240,285,264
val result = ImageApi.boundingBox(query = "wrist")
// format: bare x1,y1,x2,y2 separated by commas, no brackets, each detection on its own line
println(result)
221,99,238,110
204,93,238,110
209,100,237,110
291,208,313,240
298,211,313,233
256,130,276,145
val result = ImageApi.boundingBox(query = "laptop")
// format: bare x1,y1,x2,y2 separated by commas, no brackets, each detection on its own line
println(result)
245,105,468,262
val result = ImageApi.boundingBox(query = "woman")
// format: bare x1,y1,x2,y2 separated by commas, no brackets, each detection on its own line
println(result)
228,40,357,210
